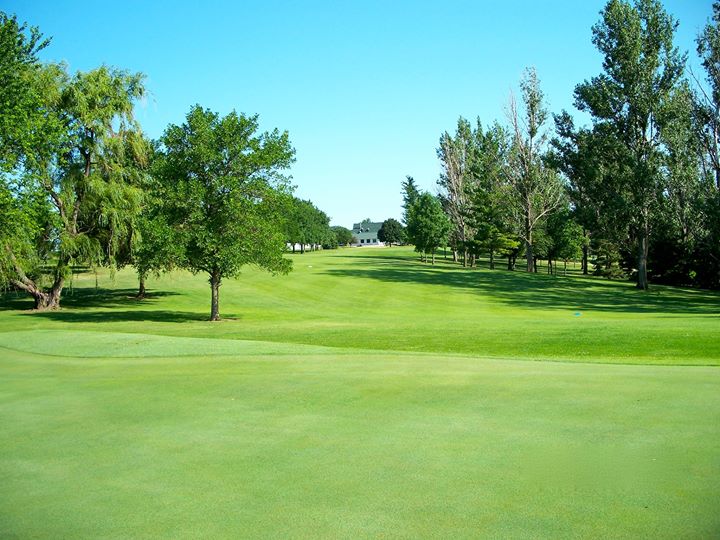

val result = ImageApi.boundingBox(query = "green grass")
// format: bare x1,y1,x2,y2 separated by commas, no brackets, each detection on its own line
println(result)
1,247,719,537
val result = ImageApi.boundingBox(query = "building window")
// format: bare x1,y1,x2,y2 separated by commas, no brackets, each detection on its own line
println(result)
360,239,364,244
373,239,377,243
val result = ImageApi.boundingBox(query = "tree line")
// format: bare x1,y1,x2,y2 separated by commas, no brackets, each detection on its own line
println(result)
403,0,720,290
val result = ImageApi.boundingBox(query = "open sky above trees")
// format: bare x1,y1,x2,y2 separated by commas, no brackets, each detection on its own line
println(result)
4,0,711,227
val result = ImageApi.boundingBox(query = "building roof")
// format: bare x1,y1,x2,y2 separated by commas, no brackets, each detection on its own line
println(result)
352,221,382,233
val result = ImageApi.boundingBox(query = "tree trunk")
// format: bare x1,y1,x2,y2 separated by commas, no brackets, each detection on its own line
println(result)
432,249,435,265
136,274,147,299
490,250,495,270
31,275,64,310
636,233,649,290
582,243,589,275
525,239,533,273
209,270,222,321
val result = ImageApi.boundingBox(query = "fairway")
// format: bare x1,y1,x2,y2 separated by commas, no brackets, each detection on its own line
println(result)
1,247,719,538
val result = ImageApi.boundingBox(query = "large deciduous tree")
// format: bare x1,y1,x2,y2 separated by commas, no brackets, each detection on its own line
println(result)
155,106,294,321
693,2,720,288
1,35,147,310
574,0,685,289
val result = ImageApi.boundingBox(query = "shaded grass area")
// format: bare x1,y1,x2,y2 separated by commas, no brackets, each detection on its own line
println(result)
1,343,718,538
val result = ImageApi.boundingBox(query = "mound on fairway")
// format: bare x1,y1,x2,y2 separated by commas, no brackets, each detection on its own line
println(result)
1,247,719,537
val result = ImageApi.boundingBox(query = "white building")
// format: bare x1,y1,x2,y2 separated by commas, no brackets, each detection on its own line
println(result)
352,221,385,247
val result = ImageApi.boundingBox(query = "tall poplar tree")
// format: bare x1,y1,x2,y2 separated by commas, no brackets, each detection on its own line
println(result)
574,0,685,289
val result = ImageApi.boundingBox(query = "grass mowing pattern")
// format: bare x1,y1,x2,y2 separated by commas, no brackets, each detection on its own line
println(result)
1,247,719,537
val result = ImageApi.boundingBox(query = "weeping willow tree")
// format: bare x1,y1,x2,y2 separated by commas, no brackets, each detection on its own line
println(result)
1,56,147,309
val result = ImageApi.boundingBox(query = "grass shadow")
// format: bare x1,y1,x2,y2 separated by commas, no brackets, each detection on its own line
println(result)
24,309,208,324
0,288,180,312
323,258,720,315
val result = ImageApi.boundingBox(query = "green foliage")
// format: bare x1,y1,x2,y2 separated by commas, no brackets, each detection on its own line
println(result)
155,105,294,319
401,175,420,225
0,12,51,170
406,192,451,262
285,197,331,252
330,225,354,247
574,0,685,289
0,39,148,308
377,218,405,245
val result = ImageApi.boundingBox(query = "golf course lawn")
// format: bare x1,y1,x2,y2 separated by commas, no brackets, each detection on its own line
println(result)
1,247,719,537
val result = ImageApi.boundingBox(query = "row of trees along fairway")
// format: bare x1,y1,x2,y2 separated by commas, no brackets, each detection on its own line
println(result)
0,13,301,319
419,0,720,290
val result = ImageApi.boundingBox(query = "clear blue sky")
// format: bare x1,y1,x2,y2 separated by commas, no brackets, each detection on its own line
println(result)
4,0,712,227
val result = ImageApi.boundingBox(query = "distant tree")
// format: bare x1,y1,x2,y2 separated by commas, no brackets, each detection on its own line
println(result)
331,225,354,246
507,67,565,273
155,106,294,321
464,121,518,269
286,198,331,253
378,218,405,246
437,118,476,265
406,192,451,264
574,0,685,289
545,206,584,275
401,175,420,225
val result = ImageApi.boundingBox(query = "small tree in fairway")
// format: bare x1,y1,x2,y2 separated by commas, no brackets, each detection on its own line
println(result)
156,106,294,321
378,218,405,246
406,193,451,264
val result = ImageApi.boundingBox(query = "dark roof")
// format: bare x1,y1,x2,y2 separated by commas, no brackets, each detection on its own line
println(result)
352,222,382,233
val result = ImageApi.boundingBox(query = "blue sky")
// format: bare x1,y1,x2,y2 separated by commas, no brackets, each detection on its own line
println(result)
5,0,712,227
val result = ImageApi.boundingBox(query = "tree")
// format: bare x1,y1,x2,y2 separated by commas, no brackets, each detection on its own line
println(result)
285,198,331,253
1,62,147,309
406,192,451,264
331,225,354,246
507,67,565,273
574,0,685,289
464,121,518,269
155,105,294,321
0,12,51,169
437,118,476,265
378,218,405,246
692,2,720,288
401,175,420,225
545,206,584,275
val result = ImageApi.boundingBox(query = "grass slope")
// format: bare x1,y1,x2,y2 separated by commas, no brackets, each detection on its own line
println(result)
1,247,719,537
